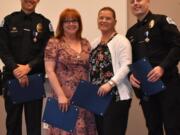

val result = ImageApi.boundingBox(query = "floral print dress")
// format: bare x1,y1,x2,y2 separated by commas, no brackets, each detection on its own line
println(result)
44,37,97,135
89,42,120,100
89,43,114,86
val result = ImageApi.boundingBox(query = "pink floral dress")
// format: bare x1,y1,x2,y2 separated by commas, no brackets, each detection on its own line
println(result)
44,37,97,135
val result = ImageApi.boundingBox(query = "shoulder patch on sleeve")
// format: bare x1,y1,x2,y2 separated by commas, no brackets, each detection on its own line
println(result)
166,17,176,26
48,23,54,32
0,19,5,27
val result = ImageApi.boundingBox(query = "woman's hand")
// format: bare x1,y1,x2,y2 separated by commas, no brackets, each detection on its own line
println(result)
97,82,112,96
129,74,140,88
57,95,69,112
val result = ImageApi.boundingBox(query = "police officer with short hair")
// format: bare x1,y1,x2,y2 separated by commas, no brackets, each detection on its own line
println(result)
127,0,180,135
0,0,54,135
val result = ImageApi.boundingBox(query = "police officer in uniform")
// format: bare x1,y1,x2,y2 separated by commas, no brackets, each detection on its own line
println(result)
127,0,180,135
0,0,54,135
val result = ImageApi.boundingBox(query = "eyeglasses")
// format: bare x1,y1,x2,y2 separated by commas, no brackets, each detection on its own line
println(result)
63,19,78,24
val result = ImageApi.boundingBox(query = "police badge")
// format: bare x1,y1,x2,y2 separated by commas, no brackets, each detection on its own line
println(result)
36,23,43,32
149,20,155,29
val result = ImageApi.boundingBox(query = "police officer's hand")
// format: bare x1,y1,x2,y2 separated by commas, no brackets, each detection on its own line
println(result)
147,66,164,82
58,95,69,112
18,75,29,87
13,64,31,79
130,74,140,88
97,83,112,96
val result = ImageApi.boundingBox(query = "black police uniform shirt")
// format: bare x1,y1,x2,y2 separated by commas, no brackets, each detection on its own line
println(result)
0,10,54,79
126,11,180,79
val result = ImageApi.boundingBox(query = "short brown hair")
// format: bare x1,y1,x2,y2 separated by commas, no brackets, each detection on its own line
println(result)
56,8,83,39
98,7,116,20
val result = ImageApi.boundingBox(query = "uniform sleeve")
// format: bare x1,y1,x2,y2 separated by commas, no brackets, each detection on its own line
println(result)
159,16,180,70
0,17,18,71
28,20,54,69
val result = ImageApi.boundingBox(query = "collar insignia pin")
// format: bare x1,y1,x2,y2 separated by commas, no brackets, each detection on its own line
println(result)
11,27,18,32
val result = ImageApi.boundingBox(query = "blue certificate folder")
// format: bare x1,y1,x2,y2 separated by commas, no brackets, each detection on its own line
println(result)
42,97,79,133
130,58,166,96
71,80,113,116
6,73,45,104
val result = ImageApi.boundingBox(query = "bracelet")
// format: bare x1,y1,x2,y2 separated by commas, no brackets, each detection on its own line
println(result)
108,80,115,87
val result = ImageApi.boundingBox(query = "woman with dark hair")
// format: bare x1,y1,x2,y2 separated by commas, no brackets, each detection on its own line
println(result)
44,8,96,135
89,7,133,135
